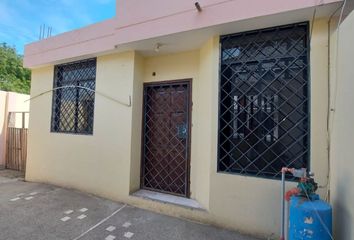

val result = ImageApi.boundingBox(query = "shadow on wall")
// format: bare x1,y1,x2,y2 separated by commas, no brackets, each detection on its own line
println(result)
333,171,353,239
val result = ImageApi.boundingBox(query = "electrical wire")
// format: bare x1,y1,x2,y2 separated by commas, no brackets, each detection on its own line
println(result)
25,85,132,107
290,5,347,237
321,4,344,202
318,0,348,202
319,4,343,199
310,0,325,41
310,8,317,41
331,0,348,119
315,0,347,202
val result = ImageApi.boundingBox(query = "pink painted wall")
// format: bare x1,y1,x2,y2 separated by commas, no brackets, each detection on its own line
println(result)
116,0,228,26
24,0,342,68
0,91,30,168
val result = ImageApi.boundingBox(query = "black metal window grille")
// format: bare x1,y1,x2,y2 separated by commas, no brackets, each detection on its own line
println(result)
51,58,96,135
218,22,310,179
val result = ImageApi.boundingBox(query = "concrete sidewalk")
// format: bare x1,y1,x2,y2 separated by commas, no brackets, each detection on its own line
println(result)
0,169,24,184
0,175,259,240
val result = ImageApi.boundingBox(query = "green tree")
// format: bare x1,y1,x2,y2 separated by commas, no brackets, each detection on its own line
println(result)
0,43,31,94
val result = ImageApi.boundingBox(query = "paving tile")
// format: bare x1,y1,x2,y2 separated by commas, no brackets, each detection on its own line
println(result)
64,210,74,215
106,226,116,232
124,232,134,238
77,214,87,220
122,222,131,228
79,208,88,212
61,216,71,222
105,235,116,240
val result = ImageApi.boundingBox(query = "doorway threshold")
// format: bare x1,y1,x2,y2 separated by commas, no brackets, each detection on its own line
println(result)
132,189,205,211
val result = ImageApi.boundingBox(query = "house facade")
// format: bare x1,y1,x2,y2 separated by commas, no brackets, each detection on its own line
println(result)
24,0,354,239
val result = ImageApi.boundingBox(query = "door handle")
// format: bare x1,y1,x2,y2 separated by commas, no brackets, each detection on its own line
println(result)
177,123,188,139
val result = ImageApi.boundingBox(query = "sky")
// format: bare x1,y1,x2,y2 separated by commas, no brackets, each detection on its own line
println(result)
0,0,116,54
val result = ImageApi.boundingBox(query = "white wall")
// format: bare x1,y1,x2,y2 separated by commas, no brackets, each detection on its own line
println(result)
330,9,354,240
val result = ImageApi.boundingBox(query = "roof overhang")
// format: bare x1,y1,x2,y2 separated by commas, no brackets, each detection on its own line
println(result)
24,0,342,68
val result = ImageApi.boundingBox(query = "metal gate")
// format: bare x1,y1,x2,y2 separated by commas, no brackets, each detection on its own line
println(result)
6,112,29,172
141,80,191,197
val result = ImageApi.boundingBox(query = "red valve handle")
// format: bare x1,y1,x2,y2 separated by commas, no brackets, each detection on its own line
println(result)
285,188,300,201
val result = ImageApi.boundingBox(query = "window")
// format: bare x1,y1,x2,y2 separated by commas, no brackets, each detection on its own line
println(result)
51,58,96,135
218,22,309,179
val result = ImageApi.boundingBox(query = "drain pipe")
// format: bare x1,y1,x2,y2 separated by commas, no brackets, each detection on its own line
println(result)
280,168,306,240
280,168,286,240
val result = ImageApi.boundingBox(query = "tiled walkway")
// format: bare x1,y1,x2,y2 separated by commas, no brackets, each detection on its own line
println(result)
0,175,260,240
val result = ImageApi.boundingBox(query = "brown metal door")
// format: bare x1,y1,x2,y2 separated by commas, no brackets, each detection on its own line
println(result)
141,80,191,197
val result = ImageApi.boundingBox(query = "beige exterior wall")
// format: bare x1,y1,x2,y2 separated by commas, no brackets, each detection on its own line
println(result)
0,91,30,168
199,18,330,237
7,93,30,129
0,91,8,168
309,18,331,198
26,18,330,238
330,9,354,240
142,50,207,205
26,52,137,201
129,53,144,194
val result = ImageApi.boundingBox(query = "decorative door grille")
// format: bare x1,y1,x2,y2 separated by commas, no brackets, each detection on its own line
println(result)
218,22,310,179
141,80,191,197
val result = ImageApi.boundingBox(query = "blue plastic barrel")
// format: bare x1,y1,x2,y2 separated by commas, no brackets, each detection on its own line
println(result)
289,195,332,240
